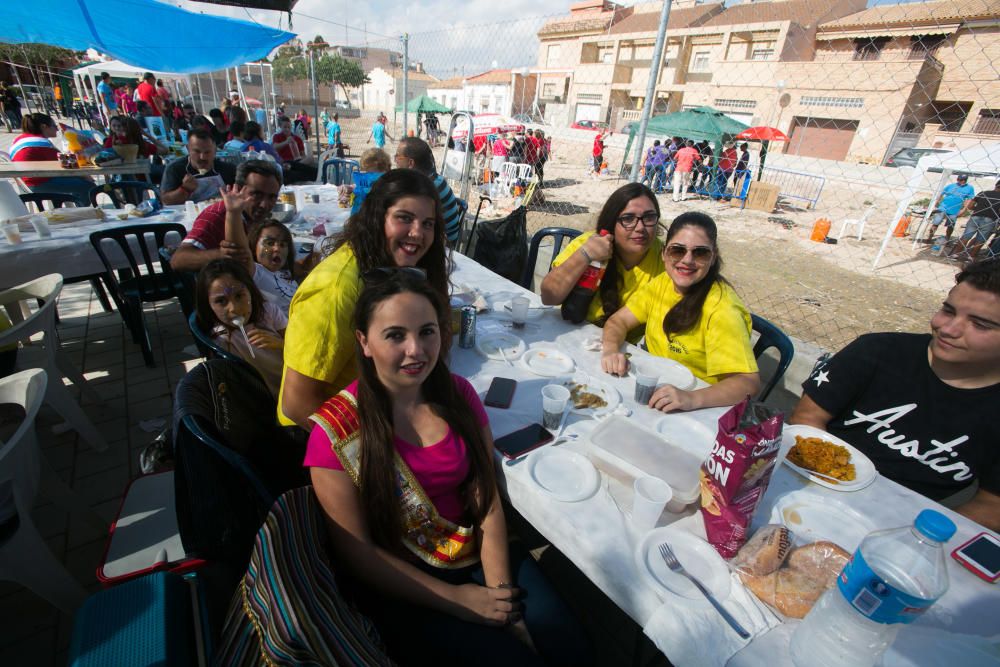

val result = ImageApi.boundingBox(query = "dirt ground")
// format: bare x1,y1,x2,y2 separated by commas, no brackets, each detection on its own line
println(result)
335,118,951,354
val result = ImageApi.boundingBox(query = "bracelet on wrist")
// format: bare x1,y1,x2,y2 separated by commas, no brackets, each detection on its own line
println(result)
493,582,513,590
578,247,592,263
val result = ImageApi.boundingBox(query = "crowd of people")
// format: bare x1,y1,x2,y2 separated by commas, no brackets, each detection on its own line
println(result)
640,137,751,202
472,129,551,187
924,173,1000,262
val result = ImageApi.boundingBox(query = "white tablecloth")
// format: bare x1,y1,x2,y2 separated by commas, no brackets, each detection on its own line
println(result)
448,253,1000,667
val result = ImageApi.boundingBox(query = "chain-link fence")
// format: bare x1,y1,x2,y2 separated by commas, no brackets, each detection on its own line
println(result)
330,1,1000,363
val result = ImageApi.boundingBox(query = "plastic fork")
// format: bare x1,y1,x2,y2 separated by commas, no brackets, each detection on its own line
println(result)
658,542,751,639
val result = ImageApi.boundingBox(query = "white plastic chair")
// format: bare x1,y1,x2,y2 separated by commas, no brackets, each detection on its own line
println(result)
0,150,29,194
838,205,876,241
0,369,102,612
497,162,519,191
314,148,336,183
0,274,108,452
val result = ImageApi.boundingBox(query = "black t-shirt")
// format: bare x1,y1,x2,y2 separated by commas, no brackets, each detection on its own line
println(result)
802,332,1000,501
160,158,236,200
970,189,1000,220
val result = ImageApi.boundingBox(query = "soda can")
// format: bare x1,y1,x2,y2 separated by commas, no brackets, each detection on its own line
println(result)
459,306,476,348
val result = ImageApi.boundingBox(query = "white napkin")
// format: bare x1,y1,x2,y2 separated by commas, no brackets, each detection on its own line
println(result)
642,572,781,667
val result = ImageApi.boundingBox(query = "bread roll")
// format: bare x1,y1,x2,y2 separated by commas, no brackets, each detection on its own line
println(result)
774,568,826,619
733,525,792,576
787,541,850,584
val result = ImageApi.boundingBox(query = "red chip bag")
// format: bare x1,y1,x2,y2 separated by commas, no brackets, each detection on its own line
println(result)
700,397,784,559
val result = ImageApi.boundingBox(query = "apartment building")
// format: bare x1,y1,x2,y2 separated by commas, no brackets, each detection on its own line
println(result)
536,0,1000,163
427,69,538,116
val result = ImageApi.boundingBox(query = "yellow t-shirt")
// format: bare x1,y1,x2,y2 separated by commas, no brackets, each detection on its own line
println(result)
278,244,360,425
551,231,664,324
624,274,758,384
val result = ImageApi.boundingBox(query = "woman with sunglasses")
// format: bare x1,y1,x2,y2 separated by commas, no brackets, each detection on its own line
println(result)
601,212,760,412
306,269,591,666
278,168,449,429
540,183,663,336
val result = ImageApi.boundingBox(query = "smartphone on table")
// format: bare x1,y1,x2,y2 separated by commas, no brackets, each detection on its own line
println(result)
951,531,1000,583
484,377,517,409
494,423,554,460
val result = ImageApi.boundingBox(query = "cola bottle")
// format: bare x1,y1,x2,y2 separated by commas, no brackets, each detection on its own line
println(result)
561,231,610,324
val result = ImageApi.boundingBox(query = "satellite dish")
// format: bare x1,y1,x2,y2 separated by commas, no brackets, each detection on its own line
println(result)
778,93,791,108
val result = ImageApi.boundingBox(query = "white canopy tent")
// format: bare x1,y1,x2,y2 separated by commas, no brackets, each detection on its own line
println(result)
73,60,186,123
873,142,1000,269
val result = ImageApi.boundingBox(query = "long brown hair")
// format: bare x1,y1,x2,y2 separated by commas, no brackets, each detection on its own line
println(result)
662,211,727,338
335,168,449,298
352,272,495,551
194,259,266,334
596,182,660,322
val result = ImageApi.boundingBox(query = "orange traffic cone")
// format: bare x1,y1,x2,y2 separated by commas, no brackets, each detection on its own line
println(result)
893,215,911,237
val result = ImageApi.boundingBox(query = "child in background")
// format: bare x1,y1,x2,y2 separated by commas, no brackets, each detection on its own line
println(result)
337,148,391,208
195,258,286,397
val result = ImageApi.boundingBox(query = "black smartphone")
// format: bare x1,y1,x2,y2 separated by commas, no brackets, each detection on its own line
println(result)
484,377,517,409
494,423,554,459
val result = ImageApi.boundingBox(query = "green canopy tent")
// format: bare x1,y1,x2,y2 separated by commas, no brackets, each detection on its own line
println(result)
394,94,454,114
620,106,749,180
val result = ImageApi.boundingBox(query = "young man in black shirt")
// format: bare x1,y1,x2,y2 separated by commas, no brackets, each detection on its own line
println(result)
790,259,1000,531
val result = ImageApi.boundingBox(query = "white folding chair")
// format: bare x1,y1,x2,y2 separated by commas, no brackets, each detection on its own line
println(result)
0,369,104,612
515,163,535,182
497,162,519,191
838,205,876,241
0,274,109,452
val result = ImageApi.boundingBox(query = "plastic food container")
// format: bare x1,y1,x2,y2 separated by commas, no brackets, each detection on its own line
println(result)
589,416,702,512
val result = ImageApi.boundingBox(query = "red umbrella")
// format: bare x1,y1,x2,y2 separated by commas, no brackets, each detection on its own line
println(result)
735,126,789,142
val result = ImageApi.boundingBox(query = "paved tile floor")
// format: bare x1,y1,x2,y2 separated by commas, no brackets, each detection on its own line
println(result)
0,282,670,667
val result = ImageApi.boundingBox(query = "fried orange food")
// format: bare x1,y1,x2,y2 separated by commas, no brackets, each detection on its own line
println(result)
787,436,856,483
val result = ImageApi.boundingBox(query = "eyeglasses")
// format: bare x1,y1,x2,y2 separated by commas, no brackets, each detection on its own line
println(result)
362,266,428,285
617,212,660,231
665,244,713,263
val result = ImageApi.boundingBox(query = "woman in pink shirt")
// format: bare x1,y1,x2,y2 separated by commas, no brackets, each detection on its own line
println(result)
305,270,591,666
672,139,700,202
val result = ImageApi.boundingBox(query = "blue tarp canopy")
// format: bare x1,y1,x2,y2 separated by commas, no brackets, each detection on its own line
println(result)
0,0,295,74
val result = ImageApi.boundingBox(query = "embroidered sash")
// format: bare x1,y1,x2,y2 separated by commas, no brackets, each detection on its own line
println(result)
310,391,479,569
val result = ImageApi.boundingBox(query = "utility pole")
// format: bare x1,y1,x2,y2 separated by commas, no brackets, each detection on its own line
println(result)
628,0,673,182
309,48,321,157
401,33,409,138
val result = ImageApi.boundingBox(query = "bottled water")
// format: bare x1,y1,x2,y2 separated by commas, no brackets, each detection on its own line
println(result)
789,509,955,667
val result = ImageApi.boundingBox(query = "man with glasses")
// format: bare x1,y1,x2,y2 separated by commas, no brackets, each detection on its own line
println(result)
160,128,237,205
394,137,463,245
171,159,281,273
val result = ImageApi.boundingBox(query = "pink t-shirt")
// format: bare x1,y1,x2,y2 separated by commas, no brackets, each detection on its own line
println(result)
304,375,489,524
674,146,700,172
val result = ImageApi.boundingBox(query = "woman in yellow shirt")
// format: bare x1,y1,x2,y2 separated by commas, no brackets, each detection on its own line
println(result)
601,212,760,413
540,183,663,328
279,169,449,428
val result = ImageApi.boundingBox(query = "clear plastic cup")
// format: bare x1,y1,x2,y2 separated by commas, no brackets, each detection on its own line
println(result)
510,296,530,329
29,215,51,239
2,222,23,245
634,362,659,405
632,476,672,531
185,200,197,217
541,384,570,430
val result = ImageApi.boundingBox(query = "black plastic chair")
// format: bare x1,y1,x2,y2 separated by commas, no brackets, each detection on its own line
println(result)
88,180,160,209
89,223,188,367
519,226,582,289
751,313,795,402
157,246,195,319
187,312,247,366
18,192,114,313
449,197,468,248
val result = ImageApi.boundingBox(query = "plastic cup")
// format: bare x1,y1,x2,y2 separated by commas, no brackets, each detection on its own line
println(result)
510,296,530,329
634,362,659,405
185,200,197,217
632,476,672,531
2,222,23,245
541,384,570,430
294,189,307,211
29,215,51,239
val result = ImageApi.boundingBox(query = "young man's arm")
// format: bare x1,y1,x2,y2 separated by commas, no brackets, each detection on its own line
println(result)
956,488,1000,532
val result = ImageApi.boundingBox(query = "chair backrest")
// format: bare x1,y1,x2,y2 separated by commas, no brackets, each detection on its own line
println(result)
519,226,582,289
172,359,305,564
321,158,360,186
515,163,535,181
157,246,194,317
498,161,519,186
18,192,77,213
186,312,246,365
0,274,63,351
89,223,187,303
89,180,161,209
314,148,336,183
751,313,795,402
0,368,46,483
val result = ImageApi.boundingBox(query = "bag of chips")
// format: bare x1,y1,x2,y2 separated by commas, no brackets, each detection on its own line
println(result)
700,396,784,559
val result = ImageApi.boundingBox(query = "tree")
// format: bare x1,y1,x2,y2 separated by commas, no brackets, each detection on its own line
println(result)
321,55,369,101
271,45,306,83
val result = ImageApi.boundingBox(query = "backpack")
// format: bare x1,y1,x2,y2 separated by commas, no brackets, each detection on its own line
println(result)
469,206,528,283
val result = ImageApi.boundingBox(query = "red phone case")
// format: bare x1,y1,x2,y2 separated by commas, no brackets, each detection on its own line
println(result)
951,532,1000,583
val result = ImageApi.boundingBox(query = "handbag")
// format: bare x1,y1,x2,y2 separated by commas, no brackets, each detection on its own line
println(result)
469,205,527,283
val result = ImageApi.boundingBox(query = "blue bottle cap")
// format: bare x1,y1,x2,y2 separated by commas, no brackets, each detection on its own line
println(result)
915,509,956,543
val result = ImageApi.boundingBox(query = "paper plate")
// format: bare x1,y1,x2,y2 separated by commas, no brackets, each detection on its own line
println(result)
475,332,526,362
630,355,697,390
527,448,601,502
769,490,877,552
636,527,731,602
561,374,621,416
521,348,575,377
781,424,877,492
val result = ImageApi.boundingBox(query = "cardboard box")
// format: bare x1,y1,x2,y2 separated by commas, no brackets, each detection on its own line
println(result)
744,182,779,212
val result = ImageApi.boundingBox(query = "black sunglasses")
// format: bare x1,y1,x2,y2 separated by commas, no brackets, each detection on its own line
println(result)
362,266,427,285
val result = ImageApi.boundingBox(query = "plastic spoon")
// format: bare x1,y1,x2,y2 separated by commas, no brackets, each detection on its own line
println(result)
231,316,256,359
